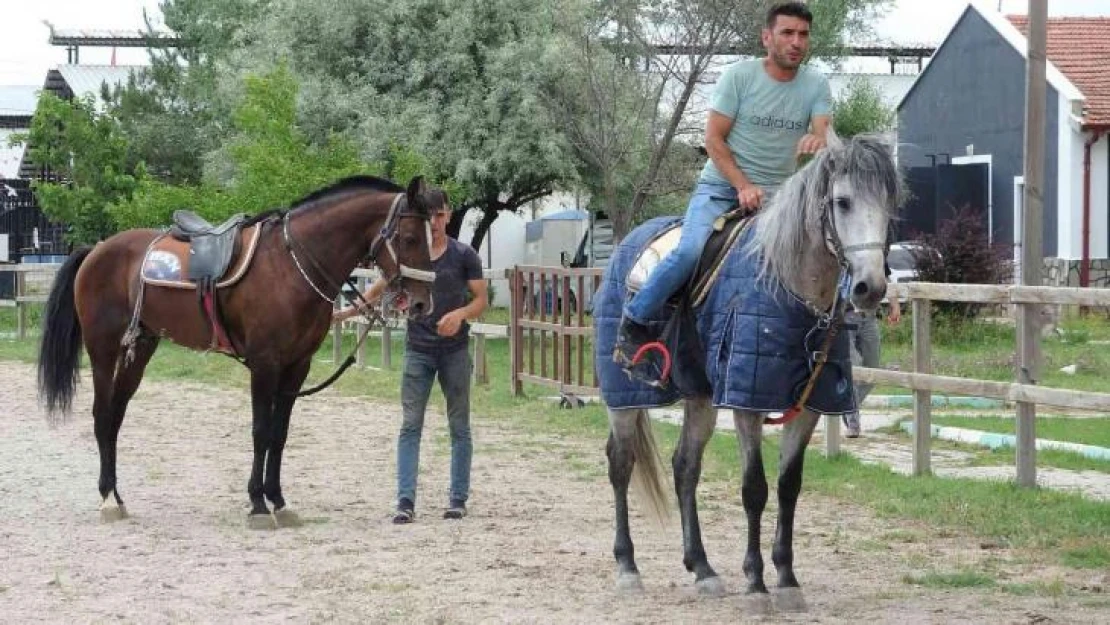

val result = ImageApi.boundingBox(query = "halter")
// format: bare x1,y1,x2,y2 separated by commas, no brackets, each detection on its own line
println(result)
368,193,436,285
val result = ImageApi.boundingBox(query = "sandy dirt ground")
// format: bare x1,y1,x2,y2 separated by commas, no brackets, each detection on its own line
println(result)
1,360,1106,624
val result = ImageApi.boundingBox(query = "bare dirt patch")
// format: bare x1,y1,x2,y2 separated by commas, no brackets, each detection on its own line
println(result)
0,360,1104,623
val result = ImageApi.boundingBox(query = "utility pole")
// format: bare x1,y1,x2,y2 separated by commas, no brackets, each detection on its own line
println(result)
1017,0,1046,488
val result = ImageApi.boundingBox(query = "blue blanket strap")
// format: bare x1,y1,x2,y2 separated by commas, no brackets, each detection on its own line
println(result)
765,266,851,425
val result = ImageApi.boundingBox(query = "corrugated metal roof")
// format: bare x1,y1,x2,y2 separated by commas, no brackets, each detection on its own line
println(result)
0,129,27,179
0,86,39,117
54,65,141,104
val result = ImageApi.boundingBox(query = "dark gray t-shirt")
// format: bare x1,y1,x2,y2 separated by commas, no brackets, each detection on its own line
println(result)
406,238,483,354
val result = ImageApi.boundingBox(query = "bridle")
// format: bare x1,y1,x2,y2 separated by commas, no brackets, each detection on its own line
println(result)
283,192,435,305
368,193,436,286
818,192,887,319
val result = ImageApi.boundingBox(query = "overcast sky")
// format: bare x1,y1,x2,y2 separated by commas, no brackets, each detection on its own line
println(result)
1,0,1108,86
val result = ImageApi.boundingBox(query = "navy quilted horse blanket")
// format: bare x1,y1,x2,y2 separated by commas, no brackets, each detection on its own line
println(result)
594,216,856,414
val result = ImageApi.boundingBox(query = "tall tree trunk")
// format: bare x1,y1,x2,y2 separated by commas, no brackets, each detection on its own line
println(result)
628,67,705,220
469,203,501,252
446,207,469,240
605,171,632,243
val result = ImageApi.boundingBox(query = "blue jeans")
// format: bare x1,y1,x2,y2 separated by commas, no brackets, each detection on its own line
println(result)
624,182,738,323
397,347,472,507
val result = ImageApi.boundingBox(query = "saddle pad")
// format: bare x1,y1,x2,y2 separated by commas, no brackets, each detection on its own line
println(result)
594,216,855,415
625,210,751,307
141,223,263,289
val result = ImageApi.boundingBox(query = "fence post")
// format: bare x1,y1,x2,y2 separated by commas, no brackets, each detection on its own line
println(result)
510,267,524,396
474,333,488,385
16,269,26,341
912,298,932,476
824,414,841,457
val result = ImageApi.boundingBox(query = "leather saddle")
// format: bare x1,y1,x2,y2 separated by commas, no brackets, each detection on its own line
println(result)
627,207,752,309
169,210,248,283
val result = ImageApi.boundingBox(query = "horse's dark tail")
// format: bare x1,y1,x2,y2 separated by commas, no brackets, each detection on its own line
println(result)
38,246,93,418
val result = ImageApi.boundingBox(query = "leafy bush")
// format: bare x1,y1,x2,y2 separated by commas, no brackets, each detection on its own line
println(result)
910,205,1012,319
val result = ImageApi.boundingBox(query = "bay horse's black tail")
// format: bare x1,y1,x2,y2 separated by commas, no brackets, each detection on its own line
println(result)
38,246,93,417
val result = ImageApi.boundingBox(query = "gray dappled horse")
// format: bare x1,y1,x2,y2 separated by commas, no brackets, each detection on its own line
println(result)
595,131,901,602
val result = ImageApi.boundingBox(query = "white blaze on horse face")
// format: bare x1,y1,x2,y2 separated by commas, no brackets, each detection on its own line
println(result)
831,178,888,311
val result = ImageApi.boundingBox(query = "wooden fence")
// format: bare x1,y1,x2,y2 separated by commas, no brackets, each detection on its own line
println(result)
850,281,1110,487
508,265,604,400
0,263,57,339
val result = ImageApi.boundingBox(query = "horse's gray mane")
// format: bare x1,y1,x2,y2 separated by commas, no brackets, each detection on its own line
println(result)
745,133,902,284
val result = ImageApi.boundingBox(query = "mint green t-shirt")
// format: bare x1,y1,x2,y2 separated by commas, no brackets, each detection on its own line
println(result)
700,60,832,187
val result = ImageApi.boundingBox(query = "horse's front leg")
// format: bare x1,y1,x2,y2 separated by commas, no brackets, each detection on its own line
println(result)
247,365,279,528
733,409,769,594
773,409,821,592
263,357,312,527
674,397,724,595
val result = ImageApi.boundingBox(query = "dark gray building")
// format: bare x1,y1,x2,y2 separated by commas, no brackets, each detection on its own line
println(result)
897,3,1110,285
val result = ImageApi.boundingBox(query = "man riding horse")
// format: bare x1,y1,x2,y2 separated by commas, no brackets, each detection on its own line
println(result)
615,1,832,366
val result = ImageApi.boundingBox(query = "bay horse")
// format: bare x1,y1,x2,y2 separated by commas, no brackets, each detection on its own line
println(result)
37,175,436,527
594,131,901,603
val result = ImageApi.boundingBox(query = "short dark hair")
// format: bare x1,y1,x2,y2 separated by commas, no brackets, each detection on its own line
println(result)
766,1,813,29
423,188,451,212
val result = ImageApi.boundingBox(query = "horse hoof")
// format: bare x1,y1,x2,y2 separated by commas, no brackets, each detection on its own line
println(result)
773,587,807,613
247,513,277,531
615,572,644,594
273,507,303,528
99,501,128,523
695,576,726,597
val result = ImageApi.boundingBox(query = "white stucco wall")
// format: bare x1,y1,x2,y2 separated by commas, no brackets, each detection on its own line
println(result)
1091,133,1110,259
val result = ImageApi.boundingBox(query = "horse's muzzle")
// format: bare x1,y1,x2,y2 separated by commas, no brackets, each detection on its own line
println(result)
851,276,887,312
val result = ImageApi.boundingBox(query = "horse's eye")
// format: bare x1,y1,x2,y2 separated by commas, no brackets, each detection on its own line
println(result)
403,235,419,247
835,197,851,211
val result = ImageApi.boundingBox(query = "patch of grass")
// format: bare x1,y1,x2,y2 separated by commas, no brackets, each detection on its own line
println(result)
1000,579,1068,598
903,569,997,589
1061,543,1110,569
931,415,1110,448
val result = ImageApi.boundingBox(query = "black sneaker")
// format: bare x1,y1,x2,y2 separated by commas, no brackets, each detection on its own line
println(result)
443,499,467,520
393,498,415,524
613,316,654,367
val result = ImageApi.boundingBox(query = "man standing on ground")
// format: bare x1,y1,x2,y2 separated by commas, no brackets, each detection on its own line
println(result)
615,1,832,363
334,188,487,522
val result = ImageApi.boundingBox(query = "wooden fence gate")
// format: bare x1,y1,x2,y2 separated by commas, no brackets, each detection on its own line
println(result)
509,265,603,403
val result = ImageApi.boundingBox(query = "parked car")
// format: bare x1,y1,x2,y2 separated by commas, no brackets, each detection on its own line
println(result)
887,241,923,284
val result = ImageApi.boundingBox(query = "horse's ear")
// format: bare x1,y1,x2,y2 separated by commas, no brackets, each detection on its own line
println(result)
406,175,427,210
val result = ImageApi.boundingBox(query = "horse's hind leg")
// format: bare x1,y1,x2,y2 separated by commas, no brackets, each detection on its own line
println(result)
606,407,645,592
89,333,159,521
732,409,769,594
673,397,723,595
773,409,821,593
264,357,312,527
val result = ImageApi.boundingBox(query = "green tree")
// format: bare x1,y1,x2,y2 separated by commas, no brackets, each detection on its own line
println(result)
236,0,578,250
832,75,895,137
110,66,370,229
21,93,140,244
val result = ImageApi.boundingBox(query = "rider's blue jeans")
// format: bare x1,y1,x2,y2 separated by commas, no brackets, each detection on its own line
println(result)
624,182,737,324
397,347,472,507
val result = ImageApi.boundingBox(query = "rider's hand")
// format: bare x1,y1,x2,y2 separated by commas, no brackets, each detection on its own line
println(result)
796,133,826,156
437,310,465,337
737,185,764,210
